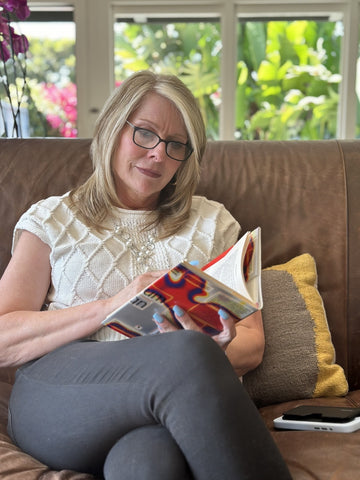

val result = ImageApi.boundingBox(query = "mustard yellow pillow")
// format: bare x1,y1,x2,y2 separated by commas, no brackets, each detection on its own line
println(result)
243,254,348,407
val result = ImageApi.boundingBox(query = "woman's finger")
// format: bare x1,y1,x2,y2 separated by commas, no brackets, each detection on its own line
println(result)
152,306,203,334
171,305,203,332
212,309,237,350
152,312,178,333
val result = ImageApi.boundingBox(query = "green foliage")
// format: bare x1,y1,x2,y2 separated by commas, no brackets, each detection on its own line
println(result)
114,19,344,140
24,36,76,136
114,22,221,139
235,20,342,140
22,18,351,140
26,37,75,85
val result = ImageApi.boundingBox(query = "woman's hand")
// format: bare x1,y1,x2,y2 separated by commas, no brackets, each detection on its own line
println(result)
153,307,237,351
211,309,237,350
104,270,169,314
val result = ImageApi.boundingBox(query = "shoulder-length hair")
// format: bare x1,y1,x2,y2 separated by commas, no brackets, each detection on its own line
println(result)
69,70,207,238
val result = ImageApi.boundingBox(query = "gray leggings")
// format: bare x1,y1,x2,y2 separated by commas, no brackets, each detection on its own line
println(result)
8,331,291,480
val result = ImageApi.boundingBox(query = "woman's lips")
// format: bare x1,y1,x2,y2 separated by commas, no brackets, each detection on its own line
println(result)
136,166,161,178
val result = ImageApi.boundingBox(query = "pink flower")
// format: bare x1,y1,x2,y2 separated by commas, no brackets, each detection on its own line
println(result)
0,12,6,30
46,113,63,130
0,35,11,61
60,122,77,138
42,82,78,137
0,4,29,61
0,0,30,20
0,28,28,60
10,30,28,54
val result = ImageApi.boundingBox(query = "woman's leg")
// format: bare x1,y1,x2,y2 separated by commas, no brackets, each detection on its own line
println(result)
103,425,192,480
8,331,291,479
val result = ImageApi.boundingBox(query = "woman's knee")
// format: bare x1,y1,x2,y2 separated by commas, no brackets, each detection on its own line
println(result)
103,425,192,480
163,330,225,366
159,330,231,383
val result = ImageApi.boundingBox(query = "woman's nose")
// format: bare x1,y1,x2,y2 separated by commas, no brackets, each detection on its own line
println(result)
149,141,167,161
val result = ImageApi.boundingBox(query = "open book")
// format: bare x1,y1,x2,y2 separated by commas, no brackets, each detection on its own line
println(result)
102,227,262,337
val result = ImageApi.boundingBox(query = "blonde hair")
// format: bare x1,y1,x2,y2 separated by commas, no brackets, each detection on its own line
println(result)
70,70,207,238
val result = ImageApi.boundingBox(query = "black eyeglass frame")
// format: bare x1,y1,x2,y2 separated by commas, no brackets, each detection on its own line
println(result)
126,121,193,162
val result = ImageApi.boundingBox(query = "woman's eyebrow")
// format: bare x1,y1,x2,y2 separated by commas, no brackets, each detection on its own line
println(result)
134,118,188,143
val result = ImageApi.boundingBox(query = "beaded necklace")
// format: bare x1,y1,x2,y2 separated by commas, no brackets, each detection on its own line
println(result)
113,223,156,270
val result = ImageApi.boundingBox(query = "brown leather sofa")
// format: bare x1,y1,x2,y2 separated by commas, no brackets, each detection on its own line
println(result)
0,138,359,479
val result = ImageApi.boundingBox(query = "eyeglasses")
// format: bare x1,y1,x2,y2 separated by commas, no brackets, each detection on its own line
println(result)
126,121,193,162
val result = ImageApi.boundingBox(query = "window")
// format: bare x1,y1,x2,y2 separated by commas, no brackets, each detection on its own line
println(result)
114,17,221,139
18,8,76,137
7,1,360,140
235,18,342,140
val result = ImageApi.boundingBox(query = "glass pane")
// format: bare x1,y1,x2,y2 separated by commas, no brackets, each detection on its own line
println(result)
114,20,221,139
17,19,76,137
235,19,342,140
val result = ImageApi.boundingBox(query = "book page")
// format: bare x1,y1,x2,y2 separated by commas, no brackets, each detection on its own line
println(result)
204,233,249,299
204,228,262,306
242,228,262,307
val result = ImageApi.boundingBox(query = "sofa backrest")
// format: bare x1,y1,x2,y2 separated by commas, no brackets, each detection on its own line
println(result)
0,138,93,276
197,139,360,391
0,138,359,390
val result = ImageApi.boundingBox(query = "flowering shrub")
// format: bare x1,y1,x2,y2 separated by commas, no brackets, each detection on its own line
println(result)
42,82,77,137
0,0,30,136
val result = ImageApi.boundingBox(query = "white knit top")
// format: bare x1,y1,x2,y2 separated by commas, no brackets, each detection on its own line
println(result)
13,193,240,341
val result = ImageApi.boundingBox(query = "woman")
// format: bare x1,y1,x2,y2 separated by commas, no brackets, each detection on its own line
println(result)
0,71,291,479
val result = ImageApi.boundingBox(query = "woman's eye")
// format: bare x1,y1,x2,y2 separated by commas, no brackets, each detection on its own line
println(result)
171,142,185,151
138,129,155,140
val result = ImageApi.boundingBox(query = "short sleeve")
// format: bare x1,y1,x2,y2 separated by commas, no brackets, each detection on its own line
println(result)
189,196,241,264
209,202,241,259
12,196,65,254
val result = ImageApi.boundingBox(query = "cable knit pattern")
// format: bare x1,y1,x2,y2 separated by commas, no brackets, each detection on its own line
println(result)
13,193,240,341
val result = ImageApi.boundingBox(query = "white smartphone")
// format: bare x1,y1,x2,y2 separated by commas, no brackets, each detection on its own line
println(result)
273,405,360,433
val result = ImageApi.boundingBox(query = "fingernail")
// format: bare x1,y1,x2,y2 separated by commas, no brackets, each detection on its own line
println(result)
189,260,199,266
218,309,229,320
153,312,164,324
173,305,185,317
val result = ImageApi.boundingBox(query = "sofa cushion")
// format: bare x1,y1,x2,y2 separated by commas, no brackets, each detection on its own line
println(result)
260,391,360,480
243,254,348,407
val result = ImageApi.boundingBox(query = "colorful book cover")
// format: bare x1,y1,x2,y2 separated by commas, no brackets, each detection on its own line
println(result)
103,228,261,338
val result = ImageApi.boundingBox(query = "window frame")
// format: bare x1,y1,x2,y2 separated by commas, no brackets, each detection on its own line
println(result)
27,0,360,139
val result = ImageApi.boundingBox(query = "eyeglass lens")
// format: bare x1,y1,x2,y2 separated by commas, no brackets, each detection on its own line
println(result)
131,125,191,161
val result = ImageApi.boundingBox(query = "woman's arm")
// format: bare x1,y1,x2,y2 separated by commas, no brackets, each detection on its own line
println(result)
225,310,265,377
0,231,166,368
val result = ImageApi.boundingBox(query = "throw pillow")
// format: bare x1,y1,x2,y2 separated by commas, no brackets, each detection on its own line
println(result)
243,253,348,407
